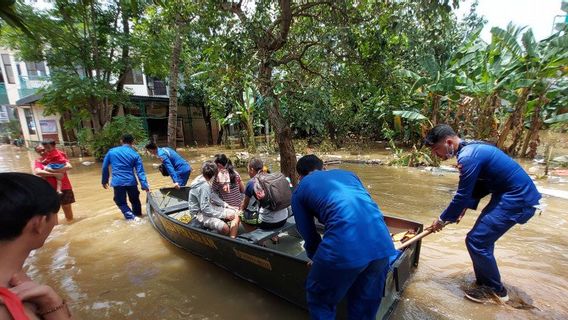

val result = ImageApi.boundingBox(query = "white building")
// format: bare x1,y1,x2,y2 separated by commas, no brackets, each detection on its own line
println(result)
0,45,171,147
2,0,219,148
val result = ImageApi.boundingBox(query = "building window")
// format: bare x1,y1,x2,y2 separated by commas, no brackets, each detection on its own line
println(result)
0,106,8,122
147,76,167,96
1,54,15,84
25,61,47,79
24,108,36,135
124,69,144,85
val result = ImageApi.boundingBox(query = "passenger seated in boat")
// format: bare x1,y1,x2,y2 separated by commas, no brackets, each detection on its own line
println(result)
240,158,289,235
211,154,245,208
189,161,240,238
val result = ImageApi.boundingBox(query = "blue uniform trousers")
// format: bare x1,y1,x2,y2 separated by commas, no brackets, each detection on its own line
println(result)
179,168,191,186
113,186,142,219
306,257,389,320
466,199,535,293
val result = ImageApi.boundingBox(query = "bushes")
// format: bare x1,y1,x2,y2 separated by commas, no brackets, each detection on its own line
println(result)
78,115,148,160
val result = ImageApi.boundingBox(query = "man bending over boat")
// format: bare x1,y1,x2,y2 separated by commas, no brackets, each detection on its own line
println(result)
292,155,396,320
425,124,541,303
145,142,192,188
189,161,240,238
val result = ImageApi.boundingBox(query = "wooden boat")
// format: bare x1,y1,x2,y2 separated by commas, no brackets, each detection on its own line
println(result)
147,187,423,319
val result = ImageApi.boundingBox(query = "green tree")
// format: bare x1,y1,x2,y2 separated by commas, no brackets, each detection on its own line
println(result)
0,0,32,37
1,0,146,134
491,25,568,156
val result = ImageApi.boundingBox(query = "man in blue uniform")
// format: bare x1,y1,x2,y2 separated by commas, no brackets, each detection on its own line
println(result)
102,134,150,220
425,124,541,303
292,155,396,320
145,142,192,188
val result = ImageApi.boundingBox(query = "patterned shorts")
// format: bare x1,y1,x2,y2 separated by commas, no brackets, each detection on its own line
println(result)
197,206,238,232
59,189,76,205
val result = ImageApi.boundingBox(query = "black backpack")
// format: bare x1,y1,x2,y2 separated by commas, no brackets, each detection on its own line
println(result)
158,164,170,176
253,172,292,211
158,148,172,176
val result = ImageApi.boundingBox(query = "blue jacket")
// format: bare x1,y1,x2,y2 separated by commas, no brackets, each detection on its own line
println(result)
158,147,191,185
102,145,149,190
292,169,396,269
440,141,541,222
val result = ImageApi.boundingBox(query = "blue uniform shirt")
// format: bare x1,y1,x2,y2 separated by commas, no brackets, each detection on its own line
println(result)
102,145,149,190
440,142,541,222
292,169,396,269
157,147,191,185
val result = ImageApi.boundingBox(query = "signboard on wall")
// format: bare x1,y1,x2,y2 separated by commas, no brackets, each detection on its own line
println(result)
39,119,58,134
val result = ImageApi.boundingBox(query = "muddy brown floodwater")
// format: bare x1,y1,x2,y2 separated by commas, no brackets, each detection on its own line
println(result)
1,144,567,320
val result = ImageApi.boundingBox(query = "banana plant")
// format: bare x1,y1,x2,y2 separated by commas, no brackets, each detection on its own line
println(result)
491,24,568,155
232,85,258,152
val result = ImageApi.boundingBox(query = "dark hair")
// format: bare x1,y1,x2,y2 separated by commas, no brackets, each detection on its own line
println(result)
41,139,56,146
214,154,237,184
122,133,135,144
202,161,218,180
248,158,264,173
145,142,158,150
296,154,323,177
424,124,457,146
0,173,60,241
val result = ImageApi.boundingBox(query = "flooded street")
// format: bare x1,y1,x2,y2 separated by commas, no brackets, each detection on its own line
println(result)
1,144,567,319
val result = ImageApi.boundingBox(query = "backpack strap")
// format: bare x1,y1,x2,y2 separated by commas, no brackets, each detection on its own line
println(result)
0,287,30,320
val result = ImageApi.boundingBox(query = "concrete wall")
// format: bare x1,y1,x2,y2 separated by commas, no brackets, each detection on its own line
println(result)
16,104,63,147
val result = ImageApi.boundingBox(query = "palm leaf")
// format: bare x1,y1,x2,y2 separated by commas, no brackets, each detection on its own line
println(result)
544,113,568,124
393,110,428,121
491,26,522,58
521,29,537,58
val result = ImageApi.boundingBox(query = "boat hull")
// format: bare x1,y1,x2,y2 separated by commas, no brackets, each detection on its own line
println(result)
147,188,423,319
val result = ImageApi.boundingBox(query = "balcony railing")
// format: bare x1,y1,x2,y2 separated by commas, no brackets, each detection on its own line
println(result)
0,83,9,105
18,75,49,99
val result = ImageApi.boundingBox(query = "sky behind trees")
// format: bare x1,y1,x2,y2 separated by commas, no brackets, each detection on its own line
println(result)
457,0,565,41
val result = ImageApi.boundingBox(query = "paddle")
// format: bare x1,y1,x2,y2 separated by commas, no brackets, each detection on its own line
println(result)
395,221,451,251
395,227,434,251
395,207,469,250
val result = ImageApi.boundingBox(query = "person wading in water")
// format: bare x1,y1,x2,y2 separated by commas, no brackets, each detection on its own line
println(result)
425,124,541,303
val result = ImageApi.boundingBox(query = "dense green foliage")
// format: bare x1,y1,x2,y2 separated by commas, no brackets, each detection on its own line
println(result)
77,115,147,160
1,0,145,132
2,0,567,166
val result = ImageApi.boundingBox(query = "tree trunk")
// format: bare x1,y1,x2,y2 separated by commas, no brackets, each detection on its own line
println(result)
259,62,297,185
521,95,547,158
245,115,256,152
115,2,130,94
167,15,184,148
477,93,499,141
431,94,440,125
217,127,224,145
507,88,532,155
200,104,214,145
496,87,530,150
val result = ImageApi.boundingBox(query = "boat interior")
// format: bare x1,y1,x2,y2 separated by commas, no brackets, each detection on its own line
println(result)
150,187,421,261
150,188,309,259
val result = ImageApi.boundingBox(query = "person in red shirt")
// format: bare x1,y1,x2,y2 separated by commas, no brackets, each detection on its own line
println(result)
40,140,68,194
33,143,75,221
